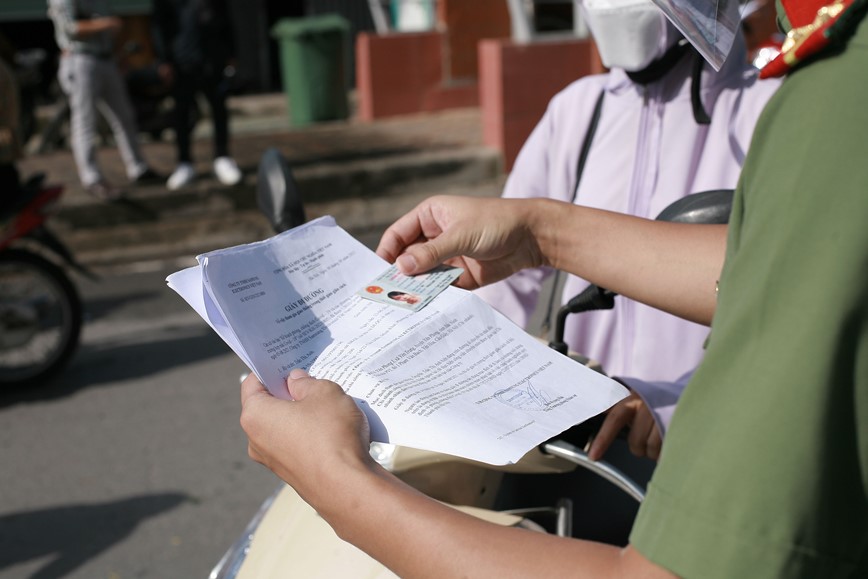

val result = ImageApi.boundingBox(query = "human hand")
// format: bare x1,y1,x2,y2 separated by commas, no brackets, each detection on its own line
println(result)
101,16,123,34
376,195,545,289
240,369,374,504
588,391,662,461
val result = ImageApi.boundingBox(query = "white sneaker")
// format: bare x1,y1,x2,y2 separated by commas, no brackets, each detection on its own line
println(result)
167,163,196,191
213,156,242,186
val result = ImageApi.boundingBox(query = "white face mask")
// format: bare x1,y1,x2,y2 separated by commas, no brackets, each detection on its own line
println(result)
580,0,671,72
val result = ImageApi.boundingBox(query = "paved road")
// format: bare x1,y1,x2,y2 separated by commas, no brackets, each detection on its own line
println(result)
0,157,506,578
0,259,278,579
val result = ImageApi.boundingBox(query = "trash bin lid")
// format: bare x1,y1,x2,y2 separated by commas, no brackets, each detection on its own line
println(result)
270,14,350,39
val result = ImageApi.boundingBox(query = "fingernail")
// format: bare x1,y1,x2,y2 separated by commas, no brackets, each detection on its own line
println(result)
288,368,309,380
396,253,417,274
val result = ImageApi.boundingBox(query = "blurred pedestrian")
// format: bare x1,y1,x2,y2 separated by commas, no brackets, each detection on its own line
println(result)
47,0,163,200
151,0,242,190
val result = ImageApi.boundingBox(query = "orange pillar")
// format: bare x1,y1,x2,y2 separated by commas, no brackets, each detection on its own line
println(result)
479,38,603,171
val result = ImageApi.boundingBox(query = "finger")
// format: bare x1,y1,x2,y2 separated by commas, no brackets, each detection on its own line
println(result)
627,421,649,458
376,210,427,264
241,372,269,406
247,442,264,465
286,370,315,401
395,252,421,275
285,371,345,402
397,234,462,276
378,201,463,276
627,406,656,458
283,368,311,400
239,378,284,443
646,427,663,461
588,403,634,461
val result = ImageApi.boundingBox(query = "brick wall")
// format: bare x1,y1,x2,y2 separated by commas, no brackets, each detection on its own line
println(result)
356,32,441,120
437,0,511,81
479,38,604,171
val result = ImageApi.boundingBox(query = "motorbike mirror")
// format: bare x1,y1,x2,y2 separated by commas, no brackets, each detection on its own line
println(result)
256,148,306,233
654,189,733,224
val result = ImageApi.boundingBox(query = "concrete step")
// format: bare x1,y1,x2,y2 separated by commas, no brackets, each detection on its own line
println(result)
21,106,504,267
53,145,501,227
58,167,507,268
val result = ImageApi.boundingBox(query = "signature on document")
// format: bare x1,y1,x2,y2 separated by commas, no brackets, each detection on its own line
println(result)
494,381,551,411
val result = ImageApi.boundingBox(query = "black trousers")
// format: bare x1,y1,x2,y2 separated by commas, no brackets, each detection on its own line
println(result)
172,70,230,163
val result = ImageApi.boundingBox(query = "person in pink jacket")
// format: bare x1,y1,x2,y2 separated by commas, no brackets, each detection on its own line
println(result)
475,0,780,454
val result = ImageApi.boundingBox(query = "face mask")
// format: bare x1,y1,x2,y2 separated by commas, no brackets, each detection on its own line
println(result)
581,0,672,72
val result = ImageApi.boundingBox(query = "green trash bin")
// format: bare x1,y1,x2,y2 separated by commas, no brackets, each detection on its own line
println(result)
271,15,350,127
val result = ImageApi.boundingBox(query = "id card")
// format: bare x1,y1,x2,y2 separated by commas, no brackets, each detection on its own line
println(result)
357,264,464,311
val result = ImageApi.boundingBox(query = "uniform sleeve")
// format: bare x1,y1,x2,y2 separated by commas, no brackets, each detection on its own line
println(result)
630,17,868,577
725,73,781,164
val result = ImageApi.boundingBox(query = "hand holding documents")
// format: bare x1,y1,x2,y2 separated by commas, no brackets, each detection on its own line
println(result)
167,217,627,465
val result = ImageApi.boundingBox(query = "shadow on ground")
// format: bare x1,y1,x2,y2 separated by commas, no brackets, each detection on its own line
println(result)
0,493,190,579
0,328,229,408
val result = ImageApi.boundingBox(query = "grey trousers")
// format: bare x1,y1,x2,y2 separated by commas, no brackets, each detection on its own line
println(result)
58,53,147,187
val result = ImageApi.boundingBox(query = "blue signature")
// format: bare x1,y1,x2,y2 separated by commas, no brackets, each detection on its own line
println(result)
493,381,550,411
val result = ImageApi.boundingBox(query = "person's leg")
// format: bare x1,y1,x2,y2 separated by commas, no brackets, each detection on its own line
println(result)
165,71,198,190
58,54,102,187
202,72,240,185
201,72,230,159
95,60,148,180
172,72,196,165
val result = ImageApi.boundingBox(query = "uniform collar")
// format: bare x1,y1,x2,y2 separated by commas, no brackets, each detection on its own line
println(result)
761,0,865,77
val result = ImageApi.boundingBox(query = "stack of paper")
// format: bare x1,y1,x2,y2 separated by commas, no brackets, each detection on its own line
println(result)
167,217,626,465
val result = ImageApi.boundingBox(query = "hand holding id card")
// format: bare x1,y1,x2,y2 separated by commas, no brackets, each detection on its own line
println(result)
357,264,464,311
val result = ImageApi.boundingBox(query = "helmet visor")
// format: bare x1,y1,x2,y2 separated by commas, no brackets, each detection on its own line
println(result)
650,0,741,69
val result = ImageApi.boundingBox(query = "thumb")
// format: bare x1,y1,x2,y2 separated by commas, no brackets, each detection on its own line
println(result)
285,369,346,401
396,236,456,275
286,368,315,401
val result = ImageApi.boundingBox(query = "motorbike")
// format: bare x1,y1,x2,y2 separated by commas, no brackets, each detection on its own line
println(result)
209,150,732,578
0,174,93,388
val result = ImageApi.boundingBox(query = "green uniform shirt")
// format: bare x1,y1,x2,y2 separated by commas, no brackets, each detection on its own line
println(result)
630,11,868,578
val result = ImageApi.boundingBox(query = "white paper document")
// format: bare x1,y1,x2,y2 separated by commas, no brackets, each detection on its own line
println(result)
167,216,627,465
